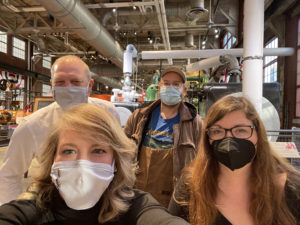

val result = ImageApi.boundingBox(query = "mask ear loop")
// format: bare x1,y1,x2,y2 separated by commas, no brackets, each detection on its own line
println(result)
112,160,117,173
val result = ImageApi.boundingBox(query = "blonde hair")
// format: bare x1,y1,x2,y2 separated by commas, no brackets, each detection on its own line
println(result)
22,104,137,223
51,55,91,80
187,96,300,225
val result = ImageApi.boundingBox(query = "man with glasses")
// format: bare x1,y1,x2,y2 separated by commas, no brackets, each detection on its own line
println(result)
124,66,203,208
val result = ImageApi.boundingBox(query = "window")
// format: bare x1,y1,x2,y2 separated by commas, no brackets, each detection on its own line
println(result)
222,32,237,49
42,56,51,69
12,37,25,60
0,33,7,53
263,37,278,83
296,18,300,117
42,84,51,96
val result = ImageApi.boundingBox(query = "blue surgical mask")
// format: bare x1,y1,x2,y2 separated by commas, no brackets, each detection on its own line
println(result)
160,86,183,106
52,84,89,109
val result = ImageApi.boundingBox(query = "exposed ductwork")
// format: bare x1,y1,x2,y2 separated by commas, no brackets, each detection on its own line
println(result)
219,54,240,76
36,0,124,69
90,64,123,78
186,0,208,19
185,32,195,48
91,73,122,89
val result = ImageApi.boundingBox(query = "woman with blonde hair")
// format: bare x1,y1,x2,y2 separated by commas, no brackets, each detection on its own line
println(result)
169,95,300,225
0,104,189,225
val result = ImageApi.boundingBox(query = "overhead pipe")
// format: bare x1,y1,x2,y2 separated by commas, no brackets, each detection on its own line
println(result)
186,55,222,72
90,64,123,77
140,47,294,59
220,54,240,76
91,73,122,89
36,0,124,68
102,9,141,26
154,0,172,65
243,0,264,115
186,55,241,82
187,0,207,19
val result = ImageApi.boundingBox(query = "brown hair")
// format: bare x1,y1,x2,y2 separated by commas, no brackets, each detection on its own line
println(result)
21,104,137,223
188,95,300,225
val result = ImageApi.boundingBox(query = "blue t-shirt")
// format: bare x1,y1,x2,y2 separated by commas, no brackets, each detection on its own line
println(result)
143,105,180,150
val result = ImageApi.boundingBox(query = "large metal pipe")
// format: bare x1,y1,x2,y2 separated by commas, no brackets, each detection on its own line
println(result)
243,0,264,115
140,47,294,59
91,73,122,89
36,0,124,68
90,64,123,78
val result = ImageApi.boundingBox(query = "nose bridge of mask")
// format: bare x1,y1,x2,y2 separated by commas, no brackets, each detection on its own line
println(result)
215,138,238,153
212,137,256,171
50,160,115,210
52,85,89,109
53,160,115,182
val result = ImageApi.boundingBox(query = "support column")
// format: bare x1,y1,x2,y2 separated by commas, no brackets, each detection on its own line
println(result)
242,0,264,115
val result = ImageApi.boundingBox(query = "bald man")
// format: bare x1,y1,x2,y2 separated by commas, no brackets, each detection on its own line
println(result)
0,55,120,204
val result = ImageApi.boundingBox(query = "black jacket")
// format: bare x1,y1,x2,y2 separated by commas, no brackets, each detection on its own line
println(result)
168,173,300,225
0,189,190,225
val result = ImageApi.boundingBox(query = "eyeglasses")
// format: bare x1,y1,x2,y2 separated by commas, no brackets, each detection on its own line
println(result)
206,125,255,140
160,82,183,88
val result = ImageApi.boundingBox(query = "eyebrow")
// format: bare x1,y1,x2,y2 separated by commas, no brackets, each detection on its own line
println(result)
58,143,77,148
211,123,253,128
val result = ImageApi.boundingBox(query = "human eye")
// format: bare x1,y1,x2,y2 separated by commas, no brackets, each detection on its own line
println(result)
211,128,223,135
208,127,224,139
61,149,76,155
234,127,249,133
173,82,181,88
233,126,251,138
71,80,82,85
92,148,106,154
54,80,64,86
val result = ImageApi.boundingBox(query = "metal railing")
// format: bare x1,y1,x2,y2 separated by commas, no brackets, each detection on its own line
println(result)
267,128,300,171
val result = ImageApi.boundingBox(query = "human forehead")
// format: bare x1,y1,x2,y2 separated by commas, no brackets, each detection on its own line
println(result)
212,110,253,128
161,72,183,83
53,61,89,80
57,129,109,147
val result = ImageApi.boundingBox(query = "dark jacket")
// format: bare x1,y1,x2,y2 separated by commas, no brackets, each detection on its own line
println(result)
0,189,190,225
124,99,203,184
168,173,300,225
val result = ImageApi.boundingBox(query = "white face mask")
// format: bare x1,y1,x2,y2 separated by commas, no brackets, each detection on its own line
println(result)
160,86,183,106
52,84,89,109
50,160,114,210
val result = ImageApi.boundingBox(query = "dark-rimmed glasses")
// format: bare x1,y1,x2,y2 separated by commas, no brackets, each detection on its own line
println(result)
206,125,255,140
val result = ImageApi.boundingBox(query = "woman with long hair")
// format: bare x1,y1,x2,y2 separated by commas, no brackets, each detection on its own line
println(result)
0,104,189,225
169,95,300,225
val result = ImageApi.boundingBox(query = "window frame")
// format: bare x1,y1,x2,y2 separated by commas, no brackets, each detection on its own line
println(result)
12,37,26,60
0,33,7,54
42,56,52,69
263,37,278,83
222,31,237,49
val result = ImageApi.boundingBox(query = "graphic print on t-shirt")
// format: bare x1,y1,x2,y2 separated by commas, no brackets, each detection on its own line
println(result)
143,105,179,150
